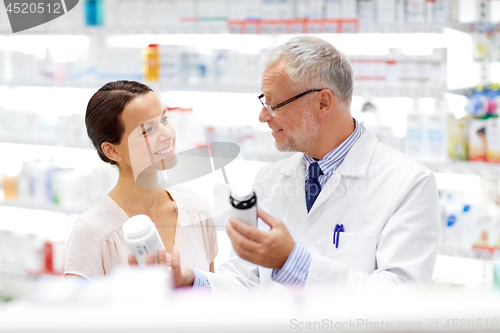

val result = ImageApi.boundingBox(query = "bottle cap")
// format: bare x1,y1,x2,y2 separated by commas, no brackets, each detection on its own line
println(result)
123,215,153,239
230,183,254,202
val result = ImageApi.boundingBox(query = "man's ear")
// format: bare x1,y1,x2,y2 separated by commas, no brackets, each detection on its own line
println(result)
317,89,335,119
101,142,123,164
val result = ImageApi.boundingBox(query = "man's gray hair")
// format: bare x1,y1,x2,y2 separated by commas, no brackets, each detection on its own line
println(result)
263,36,353,108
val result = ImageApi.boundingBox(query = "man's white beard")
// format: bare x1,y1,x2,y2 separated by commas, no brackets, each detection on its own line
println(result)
275,107,320,153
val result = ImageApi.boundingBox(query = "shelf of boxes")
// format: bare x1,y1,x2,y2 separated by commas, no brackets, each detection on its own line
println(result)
0,0,452,36
1,18,361,35
0,142,118,215
439,245,500,261
0,201,85,216
0,81,448,98
0,80,262,94
426,161,500,178
0,83,243,95
360,22,445,33
0,21,450,36
0,204,77,280
0,45,448,99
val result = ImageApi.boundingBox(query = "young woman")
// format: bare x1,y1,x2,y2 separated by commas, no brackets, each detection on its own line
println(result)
64,80,217,280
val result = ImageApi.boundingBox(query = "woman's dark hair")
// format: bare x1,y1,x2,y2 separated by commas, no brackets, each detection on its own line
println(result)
85,80,153,166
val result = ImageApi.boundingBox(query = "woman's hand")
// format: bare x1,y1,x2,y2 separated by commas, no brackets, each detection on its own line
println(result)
170,247,195,287
127,248,170,266
127,248,195,287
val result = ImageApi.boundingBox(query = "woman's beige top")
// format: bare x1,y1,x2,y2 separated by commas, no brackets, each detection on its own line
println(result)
64,191,218,280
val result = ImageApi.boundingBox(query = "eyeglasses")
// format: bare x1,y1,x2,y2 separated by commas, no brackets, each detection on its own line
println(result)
258,89,325,116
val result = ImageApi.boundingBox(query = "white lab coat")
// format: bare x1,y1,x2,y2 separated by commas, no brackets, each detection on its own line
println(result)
205,126,440,291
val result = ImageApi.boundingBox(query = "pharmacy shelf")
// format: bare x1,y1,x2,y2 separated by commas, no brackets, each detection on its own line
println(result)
0,201,84,215
448,84,499,97
0,25,227,36
448,85,499,98
438,245,500,261
0,270,39,300
0,80,262,94
446,23,474,34
0,143,95,159
448,86,476,97
0,21,451,36
1,80,447,98
447,22,500,34
359,22,445,33
0,139,93,151
353,86,446,99
425,161,500,178
4,160,500,219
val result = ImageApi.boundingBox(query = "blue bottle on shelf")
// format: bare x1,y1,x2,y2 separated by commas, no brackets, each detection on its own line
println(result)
85,0,103,26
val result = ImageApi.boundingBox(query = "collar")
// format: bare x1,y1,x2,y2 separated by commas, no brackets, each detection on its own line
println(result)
278,121,377,179
336,123,378,178
303,118,363,176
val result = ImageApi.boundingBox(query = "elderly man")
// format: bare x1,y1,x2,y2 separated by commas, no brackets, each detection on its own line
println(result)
167,36,439,290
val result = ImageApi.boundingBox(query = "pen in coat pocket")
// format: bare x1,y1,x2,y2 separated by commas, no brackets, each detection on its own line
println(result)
333,224,344,248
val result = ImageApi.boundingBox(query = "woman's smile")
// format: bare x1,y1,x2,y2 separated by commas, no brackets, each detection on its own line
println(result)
154,142,175,157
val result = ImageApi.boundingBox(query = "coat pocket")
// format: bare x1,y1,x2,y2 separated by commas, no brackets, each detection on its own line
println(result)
326,232,377,274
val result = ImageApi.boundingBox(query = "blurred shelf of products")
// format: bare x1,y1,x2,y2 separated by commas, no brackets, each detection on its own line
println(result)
3,0,500,299
0,0,498,36
0,206,74,278
0,0,454,35
0,48,447,97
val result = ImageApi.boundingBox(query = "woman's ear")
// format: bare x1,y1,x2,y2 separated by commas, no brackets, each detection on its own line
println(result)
101,142,123,164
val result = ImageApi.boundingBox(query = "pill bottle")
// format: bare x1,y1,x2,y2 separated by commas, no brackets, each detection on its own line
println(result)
123,214,165,267
229,183,257,228
143,44,160,82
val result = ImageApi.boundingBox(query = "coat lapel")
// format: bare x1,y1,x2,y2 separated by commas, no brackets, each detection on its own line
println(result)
278,153,309,225
307,128,379,216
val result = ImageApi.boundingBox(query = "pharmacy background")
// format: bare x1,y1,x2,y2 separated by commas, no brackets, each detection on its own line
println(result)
1,0,500,331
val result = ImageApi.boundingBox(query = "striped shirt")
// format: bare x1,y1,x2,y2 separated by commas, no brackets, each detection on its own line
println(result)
270,118,364,286
193,119,364,289
303,118,363,187
192,268,210,290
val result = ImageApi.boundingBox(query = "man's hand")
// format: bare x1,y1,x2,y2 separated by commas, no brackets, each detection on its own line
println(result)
226,208,295,269
127,248,195,287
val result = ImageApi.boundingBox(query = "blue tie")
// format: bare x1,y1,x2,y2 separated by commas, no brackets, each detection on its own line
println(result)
305,162,323,213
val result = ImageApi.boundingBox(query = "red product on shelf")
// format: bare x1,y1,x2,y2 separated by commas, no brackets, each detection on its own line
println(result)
44,241,54,274
227,18,359,34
